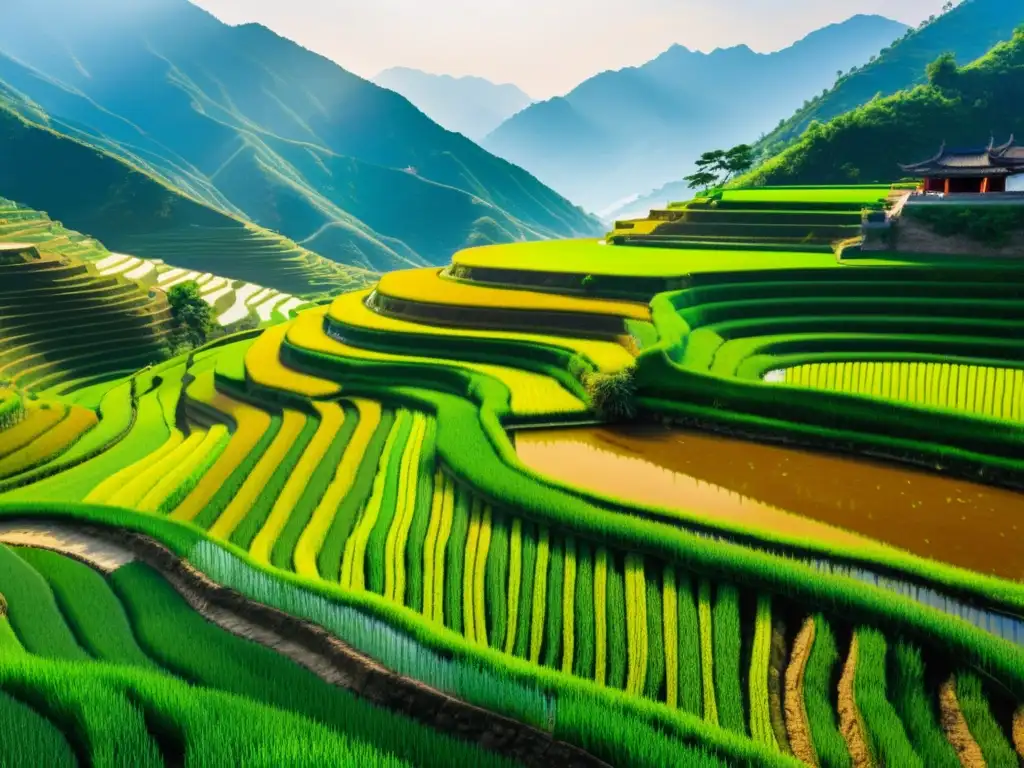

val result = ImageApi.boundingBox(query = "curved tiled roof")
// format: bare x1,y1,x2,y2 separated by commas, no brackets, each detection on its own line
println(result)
900,136,1024,175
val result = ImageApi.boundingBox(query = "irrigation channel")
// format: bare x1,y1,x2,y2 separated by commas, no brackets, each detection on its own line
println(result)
514,425,1024,644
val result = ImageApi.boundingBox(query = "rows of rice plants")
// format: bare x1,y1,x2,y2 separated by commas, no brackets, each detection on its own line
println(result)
0,687,76,766
0,404,98,480
954,674,1019,766
749,596,776,748
12,362,187,502
774,613,1022,768
12,547,155,668
0,403,66,460
170,375,276,524
215,409,311,547
0,654,418,768
0,545,517,767
773,360,1024,421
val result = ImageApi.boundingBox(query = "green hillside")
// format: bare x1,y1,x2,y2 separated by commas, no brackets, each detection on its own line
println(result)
743,27,1024,186
0,102,374,297
756,0,1024,159
0,0,600,271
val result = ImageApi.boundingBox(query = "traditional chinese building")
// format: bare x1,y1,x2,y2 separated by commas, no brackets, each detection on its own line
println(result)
900,136,1024,194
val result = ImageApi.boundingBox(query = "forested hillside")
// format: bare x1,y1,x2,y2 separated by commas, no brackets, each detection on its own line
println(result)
756,0,1024,159
744,26,1024,186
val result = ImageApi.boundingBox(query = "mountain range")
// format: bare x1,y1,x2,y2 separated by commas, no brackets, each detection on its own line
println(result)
373,68,534,142
0,0,599,282
613,0,1024,220
482,14,909,215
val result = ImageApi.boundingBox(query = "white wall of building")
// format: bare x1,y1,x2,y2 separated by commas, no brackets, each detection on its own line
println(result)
1008,173,1024,192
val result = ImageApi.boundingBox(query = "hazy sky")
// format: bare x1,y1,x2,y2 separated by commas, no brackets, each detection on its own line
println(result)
192,0,949,99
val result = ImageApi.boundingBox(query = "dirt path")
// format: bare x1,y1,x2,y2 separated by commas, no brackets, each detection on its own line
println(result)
838,634,872,768
4,521,608,768
939,678,987,768
784,617,817,766
0,520,135,573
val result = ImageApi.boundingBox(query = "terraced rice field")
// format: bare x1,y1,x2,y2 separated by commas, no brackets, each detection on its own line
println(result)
377,267,650,322
515,426,1024,580
713,186,893,206
90,252,312,328
0,252,172,392
1,185,1022,766
452,239,841,281
328,289,636,374
5,326,1017,766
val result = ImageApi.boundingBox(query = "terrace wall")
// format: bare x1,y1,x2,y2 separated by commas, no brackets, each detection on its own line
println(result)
886,206,1024,257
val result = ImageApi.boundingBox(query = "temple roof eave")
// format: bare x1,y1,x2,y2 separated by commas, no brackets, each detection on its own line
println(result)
901,161,1024,177
901,136,1024,176
899,165,1023,178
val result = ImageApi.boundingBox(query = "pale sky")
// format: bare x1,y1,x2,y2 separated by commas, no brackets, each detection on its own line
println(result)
192,0,949,99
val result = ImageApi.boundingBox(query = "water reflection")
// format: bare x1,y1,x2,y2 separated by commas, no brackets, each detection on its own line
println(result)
514,425,1023,580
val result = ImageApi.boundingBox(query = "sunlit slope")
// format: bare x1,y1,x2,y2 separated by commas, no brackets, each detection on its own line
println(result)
0,198,347,330
0,109,375,296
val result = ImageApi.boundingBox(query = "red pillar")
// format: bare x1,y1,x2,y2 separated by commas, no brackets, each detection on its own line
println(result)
944,178,951,195
981,177,990,194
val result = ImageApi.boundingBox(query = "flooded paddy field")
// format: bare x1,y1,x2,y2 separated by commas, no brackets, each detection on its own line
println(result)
514,425,1023,580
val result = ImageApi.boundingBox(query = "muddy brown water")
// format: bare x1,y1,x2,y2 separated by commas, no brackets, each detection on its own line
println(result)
514,426,1024,581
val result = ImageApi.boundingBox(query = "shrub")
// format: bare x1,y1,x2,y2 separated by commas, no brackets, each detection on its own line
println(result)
585,367,638,421
905,205,1024,247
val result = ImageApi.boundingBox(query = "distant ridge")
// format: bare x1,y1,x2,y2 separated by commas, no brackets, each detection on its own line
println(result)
482,14,909,212
374,67,534,141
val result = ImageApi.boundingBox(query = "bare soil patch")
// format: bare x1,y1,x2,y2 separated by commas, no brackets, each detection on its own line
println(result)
939,678,986,768
784,617,817,766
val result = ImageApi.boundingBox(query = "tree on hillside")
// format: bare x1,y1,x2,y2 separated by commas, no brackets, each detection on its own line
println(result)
683,169,721,193
926,51,960,90
684,144,756,191
168,281,216,352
